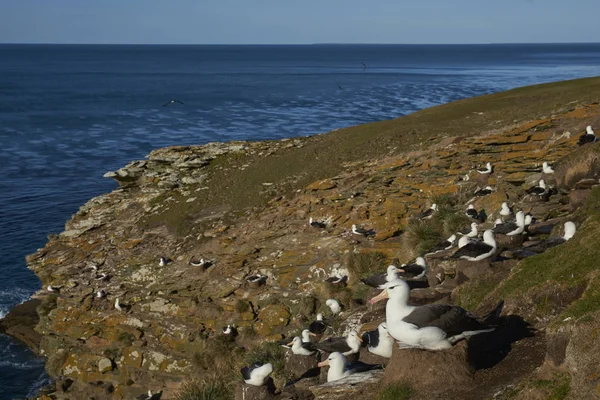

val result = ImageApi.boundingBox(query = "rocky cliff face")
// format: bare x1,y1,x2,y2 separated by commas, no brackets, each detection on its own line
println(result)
13,80,600,399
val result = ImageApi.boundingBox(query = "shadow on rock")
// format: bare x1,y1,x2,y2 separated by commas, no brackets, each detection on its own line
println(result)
467,315,536,370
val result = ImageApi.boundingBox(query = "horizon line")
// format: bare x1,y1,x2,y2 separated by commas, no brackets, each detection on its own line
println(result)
2,41,600,46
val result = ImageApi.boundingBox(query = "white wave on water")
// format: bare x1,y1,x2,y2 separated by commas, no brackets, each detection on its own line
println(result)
0,287,34,320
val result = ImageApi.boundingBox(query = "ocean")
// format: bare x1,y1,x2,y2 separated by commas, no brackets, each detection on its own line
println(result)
1,43,600,399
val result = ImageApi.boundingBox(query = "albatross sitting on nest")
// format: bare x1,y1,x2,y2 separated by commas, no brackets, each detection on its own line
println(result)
451,230,497,261
370,279,504,350
494,211,526,236
578,126,597,146
241,362,273,386
313,331,362,356
362,322,395,358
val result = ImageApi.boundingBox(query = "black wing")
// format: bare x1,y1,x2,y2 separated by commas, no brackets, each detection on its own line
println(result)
309,320,327,334
493,222,517,234
425,239,451,254
398,264,425,279
314,337,351,353
362,329,379,348
451,241,493,259
402,305,491,337
578,134,596,145
466,209,478,218
360,273,387,288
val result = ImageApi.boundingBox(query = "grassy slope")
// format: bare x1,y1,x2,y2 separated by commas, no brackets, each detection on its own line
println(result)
147,77,600,235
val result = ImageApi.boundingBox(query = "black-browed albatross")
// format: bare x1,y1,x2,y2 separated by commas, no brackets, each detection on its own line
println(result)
451,229,497,261
370,279,504,350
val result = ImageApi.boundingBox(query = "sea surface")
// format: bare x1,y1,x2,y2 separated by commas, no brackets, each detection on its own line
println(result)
1,43,600,399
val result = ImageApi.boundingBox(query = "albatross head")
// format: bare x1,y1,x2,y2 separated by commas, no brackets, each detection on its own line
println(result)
369,279,409,305
287,336,302,348
416,257,426,267
317,352,347,381
447,234,457,243
515,211,525,226
301,329,312,342
587,126,595,135
347,331,363,350
482,230,496,247
563,221,576,240
467,204,475,210
316,313,323,321
386,265,398,279
431,203,438,211
539,179,546,189
378,322,391,338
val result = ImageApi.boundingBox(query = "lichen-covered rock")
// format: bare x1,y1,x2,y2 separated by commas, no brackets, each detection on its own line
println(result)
255,304,292,336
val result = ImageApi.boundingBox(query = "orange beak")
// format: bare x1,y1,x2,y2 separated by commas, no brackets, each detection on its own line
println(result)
287,341,294,346
317,360,329,368
369,289,389,305
357,336,363,343
308,332,318,337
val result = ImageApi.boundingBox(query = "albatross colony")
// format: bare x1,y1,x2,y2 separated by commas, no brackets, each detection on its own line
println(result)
234,150,582,389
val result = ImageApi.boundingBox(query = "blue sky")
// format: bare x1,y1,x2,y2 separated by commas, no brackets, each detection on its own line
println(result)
0,0,598,44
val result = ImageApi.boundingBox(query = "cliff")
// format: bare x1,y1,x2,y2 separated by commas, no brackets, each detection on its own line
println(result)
10,76,600,399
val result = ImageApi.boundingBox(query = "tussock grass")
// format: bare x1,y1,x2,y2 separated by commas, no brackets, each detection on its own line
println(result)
377,383,414,400
408,194,472,254
347,251,388,280
175,378,232,400
407,220,443,255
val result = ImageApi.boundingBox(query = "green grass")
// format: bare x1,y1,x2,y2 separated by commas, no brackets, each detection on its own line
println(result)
499,187,600,299
241,342,291,389
560,276,600,320
531,374,571,400
347,251,388,280
376,383,413,400
407,199,471,254
454,274,503,311
175,378,232,400
407,219,443,255
141,76,600,237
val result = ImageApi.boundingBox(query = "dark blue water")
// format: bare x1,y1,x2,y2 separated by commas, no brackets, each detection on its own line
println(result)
1,43,600,399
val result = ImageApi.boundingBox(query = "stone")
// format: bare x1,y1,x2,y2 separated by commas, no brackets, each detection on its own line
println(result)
310,370,384,399
98,357,113,373
234,380,277,400
284,352,320,379
255,304,292,336
306,179,337,191
382,341,474,393
0,299,42,354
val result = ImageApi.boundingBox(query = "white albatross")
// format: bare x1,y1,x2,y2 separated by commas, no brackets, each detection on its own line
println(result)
458,222,479,238
369,279,504,350
326,299,342,315
362,322,395,358
477,162,493,174
318,352,350,382
241,362,273,386
494,211,526,236
542,162,554,174
288,336,317,355
452,230,497,261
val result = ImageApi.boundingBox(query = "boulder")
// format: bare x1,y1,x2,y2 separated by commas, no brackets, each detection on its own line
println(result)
555,143,600,189
0,299,42,354
284,353,320,380
310,369,384,400
235,379,277,400
382,341,474,393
